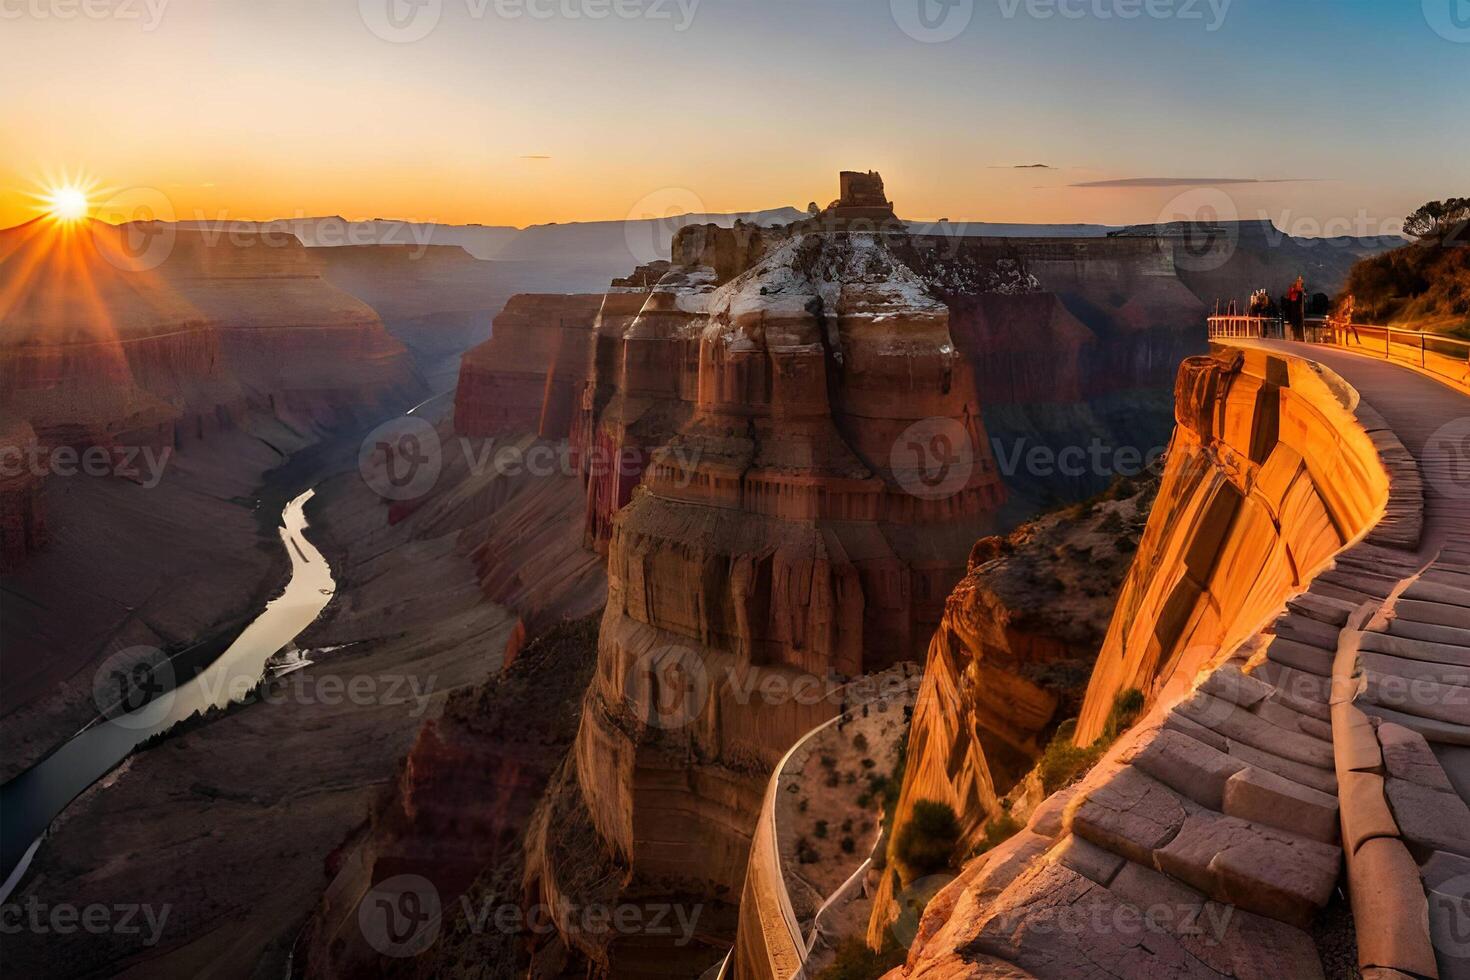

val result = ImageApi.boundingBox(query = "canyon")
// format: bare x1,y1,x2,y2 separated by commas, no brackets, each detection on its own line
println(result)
0,174,1400,979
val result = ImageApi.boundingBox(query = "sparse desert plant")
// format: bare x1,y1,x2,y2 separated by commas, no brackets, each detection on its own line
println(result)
852,733,869,753
841,835,856,854
894,799,962,877
815,819,829,839
814,937,906,980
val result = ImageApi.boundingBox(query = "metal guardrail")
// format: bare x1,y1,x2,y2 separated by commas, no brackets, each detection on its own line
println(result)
1208,316,1470,388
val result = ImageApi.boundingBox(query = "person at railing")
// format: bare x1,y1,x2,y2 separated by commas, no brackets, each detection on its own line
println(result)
1285,276,1306,341
1329,294,1360,346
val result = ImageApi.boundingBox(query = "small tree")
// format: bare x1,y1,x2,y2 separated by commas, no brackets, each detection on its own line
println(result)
1404,198,1470,245
894,799,962,877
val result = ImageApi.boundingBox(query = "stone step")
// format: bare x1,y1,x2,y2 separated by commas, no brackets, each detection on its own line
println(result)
1358,702,1470,747
1363,669,1470,727
1153,806,1340,927
1397,599,1470,630
1405,580,1470,609
1266,637,1335,678
1176,692,1336,769
1222,765,1339,844
1361,650,1470,689
1359,630,1470,668
1273,613,1344,650
1385,777,1470,860
1287,592,1360,627
1379,722,1457,792
1226,739,1338,796
1251,662,1332,712
1320,569,1401,599
1423,568,1470,591
1388,619,1470,647
1313,581,1382,606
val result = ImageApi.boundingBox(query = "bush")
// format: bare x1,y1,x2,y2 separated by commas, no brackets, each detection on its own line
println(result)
1038,689,1145,792
852,733,869,753
814,820,829,839
814,937,906,980
894,799,962,877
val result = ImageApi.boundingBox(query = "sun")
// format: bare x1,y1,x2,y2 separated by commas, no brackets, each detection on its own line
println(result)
46,186,91,222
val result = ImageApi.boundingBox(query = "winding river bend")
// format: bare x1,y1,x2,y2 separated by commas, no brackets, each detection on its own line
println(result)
0,487,337,896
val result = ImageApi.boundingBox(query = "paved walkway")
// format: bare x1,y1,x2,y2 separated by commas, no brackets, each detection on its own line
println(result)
1258,340,1470,979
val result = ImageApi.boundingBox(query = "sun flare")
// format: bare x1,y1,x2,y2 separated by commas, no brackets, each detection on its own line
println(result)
46,186,91,222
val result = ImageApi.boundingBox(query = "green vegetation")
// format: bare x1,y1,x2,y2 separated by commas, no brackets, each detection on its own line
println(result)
1038,689,1145,793
814,937,907,980
893,799,962,877
1343,199,1470,334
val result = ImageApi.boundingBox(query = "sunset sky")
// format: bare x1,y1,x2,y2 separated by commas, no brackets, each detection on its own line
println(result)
1,0,1466,232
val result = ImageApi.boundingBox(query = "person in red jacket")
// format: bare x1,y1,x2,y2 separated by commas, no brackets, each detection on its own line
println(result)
1285,276,1306,341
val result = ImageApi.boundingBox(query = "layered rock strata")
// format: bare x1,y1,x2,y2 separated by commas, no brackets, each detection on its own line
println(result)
524,179,1018,974
453,293,604,439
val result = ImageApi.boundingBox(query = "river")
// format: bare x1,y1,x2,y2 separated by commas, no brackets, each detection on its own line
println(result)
0,487,337,898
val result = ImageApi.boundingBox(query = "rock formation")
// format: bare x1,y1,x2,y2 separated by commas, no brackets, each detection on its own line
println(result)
868,345,1398,979
453,294,604,439
522,175,1021,974
0,411,47,571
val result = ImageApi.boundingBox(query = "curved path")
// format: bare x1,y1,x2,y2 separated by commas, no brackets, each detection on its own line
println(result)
1256,340,1470,979
887,339,1470,980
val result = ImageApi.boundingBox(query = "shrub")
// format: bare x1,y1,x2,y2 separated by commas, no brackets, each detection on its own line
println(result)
814,820,829,839
852,733,869,753
894,799,962,877
841,835,856,854
814,937,906,980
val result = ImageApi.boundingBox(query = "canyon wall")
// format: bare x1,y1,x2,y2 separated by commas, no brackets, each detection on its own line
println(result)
862,344,1397,979
453,293,604,439
0,218,423,776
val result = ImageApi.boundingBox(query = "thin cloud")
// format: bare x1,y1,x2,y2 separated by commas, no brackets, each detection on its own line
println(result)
1070,177,1322,188
519,154,552,160
989,163,1053,169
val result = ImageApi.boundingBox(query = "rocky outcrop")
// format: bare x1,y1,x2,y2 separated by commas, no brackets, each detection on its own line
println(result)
452,294,604,439
878,344,1398,979
523,177,1020,974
